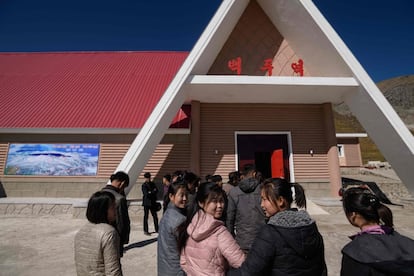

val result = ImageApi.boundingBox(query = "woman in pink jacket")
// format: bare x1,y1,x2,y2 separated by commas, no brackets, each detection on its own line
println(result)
177,182,245,276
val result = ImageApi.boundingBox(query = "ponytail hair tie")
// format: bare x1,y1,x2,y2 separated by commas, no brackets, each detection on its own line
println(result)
369,197,380,208
291,184,296,202
362,194,380,208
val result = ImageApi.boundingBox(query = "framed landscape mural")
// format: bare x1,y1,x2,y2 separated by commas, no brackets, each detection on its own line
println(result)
4,144,100,176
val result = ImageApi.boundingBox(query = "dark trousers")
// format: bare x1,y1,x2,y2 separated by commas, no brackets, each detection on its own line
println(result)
143,206,158,233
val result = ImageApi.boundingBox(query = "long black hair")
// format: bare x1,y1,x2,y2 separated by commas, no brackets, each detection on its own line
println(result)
176,182,225,251
342,186,393,227
261,178,307,209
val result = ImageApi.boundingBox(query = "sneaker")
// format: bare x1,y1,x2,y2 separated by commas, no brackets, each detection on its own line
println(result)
144,232,151,236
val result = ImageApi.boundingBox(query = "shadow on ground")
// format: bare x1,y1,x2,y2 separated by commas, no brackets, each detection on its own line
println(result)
124,238,158,252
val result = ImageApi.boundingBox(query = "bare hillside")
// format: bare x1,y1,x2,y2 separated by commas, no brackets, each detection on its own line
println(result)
334,74,414,131
377,75,414,129
333,75,414,163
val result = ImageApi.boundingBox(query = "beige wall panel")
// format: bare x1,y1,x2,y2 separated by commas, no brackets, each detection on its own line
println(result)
200,103,330,182
345,144,363,167
97,144,130,177
98,135,190,183
128,135,190,200
293,154,330,180
339,156,346,167
140,138,191,182
0,143,8,174
338,138,362,167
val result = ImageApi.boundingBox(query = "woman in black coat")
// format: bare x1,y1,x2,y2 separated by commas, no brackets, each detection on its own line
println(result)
228,178,327,276
340,186,414,276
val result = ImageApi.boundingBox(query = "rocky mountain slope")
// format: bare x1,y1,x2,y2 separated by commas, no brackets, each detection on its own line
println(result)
333,75,414,163
377,75,414,129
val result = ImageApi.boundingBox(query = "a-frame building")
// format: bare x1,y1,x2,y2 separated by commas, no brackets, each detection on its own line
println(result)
117,0,414,196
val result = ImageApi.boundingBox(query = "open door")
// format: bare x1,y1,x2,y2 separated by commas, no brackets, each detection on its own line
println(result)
271,149,284,178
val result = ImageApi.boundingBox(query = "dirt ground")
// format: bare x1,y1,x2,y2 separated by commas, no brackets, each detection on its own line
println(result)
1,200,414,276
0,214,159,276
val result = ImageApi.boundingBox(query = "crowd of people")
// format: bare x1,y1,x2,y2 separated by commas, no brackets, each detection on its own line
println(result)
73,165,414,276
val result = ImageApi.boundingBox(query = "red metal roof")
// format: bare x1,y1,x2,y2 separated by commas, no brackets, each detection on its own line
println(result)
0,51,189,130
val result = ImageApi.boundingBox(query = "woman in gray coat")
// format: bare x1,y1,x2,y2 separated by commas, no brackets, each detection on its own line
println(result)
74,191,122,276
157,181,188,276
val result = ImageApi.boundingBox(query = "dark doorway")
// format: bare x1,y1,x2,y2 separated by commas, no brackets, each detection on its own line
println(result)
254,152,271,179
237,133,290,181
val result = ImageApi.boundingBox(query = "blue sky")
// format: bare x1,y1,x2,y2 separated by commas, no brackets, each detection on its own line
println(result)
0,0,412,82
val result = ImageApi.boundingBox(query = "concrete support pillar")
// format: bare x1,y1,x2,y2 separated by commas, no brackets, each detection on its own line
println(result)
190,101,201,175
323,103,342,197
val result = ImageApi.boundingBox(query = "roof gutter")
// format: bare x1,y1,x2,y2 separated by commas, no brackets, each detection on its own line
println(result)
0,128,190,135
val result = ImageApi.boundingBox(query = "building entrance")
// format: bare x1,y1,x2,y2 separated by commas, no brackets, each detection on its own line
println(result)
236,133,291,181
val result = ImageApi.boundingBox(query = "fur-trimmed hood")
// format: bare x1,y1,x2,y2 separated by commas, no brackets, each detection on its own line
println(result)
268,209,313,228
268,209,322,258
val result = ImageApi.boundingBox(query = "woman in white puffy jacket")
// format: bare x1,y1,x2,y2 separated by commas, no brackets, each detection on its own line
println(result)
74,191,122,276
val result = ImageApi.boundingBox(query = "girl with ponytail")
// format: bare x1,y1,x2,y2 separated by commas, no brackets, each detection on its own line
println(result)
341,186,414,275
229,178,327,276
